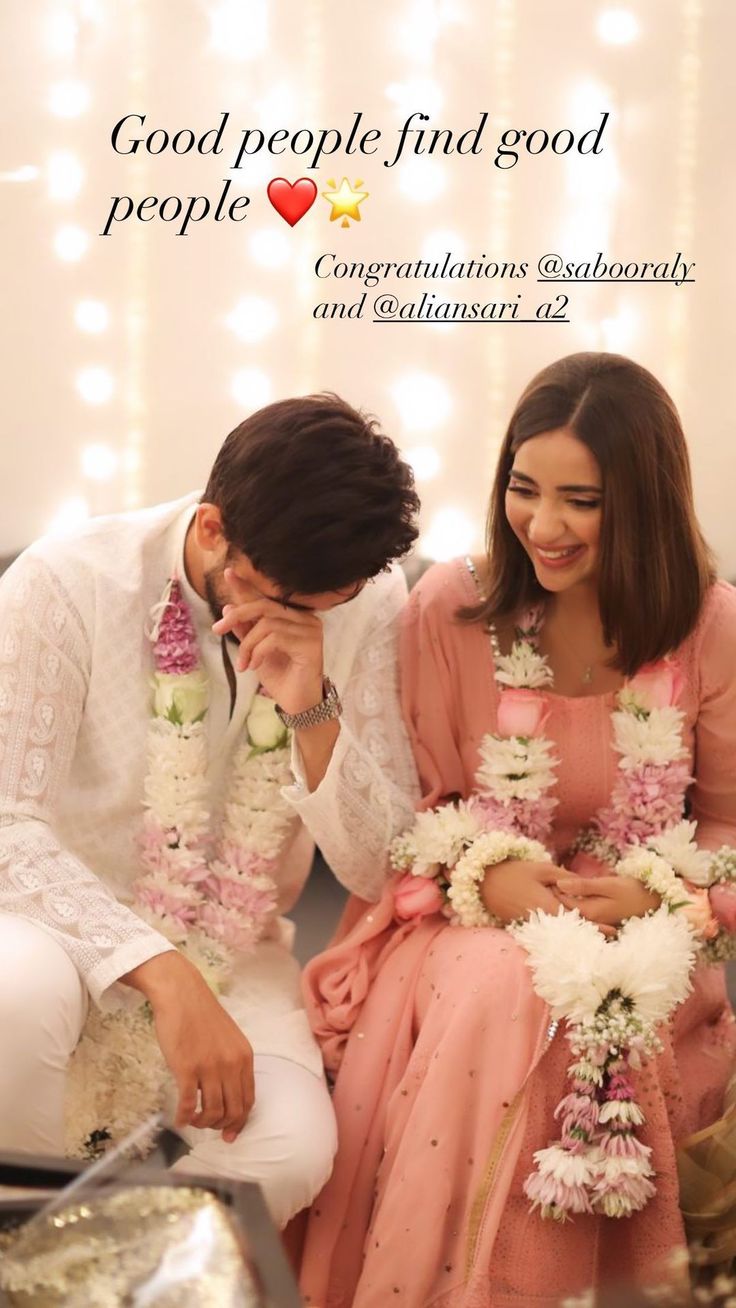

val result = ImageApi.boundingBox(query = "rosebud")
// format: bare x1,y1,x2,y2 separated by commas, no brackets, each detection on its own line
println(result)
247,692,288,750
153,669,209,723
626,660,683,711
393,871,445,920
709,882,736,935
496,688,549,738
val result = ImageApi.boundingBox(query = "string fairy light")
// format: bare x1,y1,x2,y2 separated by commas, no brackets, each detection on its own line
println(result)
391,371,453,432
74,299,110,333
82,442,119,481
48,78,91,118
597,8,640,45
54,224,89,261
42,3,120,535
47,149,85,201
122,0,148,511
668,0,701,391
226,296,279,344
76,365,115,405
421,506,475,561
230,368,273,411
208,0,268,61
480,0,515,496
292,0,323,394
405,445,442,481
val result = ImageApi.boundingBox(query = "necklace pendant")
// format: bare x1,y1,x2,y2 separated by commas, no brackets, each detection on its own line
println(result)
583,665,593,685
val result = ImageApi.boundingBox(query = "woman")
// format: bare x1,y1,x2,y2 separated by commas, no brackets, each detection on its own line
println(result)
299,354,736,1307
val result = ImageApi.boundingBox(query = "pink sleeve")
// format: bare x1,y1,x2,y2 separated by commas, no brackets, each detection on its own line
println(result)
689,582,736,851
399,566,467,812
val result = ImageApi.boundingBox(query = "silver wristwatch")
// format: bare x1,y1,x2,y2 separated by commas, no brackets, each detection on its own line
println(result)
275,677,343,730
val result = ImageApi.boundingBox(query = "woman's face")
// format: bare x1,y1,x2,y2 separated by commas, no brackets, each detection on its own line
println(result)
504,427,602,593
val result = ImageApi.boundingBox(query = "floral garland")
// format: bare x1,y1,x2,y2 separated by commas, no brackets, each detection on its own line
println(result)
389,605,736,1220
134,577,293,955
511,907,696,1220
701,847,736,962
65,578,295,1157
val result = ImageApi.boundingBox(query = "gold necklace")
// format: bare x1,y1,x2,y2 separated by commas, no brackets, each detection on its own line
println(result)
544,614,607,687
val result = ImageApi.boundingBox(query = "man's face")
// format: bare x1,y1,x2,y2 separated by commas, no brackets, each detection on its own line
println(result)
203,549,367,624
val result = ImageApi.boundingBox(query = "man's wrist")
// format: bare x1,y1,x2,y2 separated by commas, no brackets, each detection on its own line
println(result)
120,950,194,1004
276,676,342,730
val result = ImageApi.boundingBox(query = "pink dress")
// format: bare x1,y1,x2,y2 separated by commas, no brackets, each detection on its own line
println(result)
300,561,736,1308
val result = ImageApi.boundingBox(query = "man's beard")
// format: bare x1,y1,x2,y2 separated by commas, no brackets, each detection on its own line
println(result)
203,564,226,624
203,563,246,648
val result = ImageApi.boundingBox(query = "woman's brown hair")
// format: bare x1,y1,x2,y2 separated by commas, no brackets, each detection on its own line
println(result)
463,352,715,676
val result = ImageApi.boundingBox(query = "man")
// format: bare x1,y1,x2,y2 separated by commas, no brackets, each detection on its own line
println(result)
0,394,420,1226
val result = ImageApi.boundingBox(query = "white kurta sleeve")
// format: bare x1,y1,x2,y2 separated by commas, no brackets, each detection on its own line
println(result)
282,567,420,901
0,554,175,1006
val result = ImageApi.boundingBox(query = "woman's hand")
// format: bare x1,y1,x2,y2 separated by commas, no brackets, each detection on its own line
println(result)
121,952,255,1143
481,858,565,924
556,874,661,927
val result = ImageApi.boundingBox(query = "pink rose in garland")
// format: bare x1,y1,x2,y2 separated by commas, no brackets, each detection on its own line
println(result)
626,659,683,711
678,887,719,940
393,871,445,920
709,882,736,934
496,688,550,738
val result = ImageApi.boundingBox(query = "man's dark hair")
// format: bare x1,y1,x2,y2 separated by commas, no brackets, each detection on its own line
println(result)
202,393,420,594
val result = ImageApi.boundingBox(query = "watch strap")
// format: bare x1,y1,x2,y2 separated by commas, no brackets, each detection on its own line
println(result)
275,677,342,730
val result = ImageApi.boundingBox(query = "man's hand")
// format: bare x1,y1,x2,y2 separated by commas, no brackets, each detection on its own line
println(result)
212,568,324,715
481,859,567,924
120,952,254,1143
555,874,661,928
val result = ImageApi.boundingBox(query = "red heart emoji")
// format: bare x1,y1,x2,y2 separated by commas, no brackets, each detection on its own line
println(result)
267,177,317,227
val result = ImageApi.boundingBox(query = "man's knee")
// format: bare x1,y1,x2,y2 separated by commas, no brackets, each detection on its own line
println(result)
273,1098,338,1201
176,1059,338,1228
0,914,86,1046
251,1109,336,1227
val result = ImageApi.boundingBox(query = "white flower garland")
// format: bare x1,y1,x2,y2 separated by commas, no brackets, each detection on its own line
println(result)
448,832,551,927
475,734,559,802
615,844,694,912
493,622,553,689
511,907,697,1220
390,799,482,878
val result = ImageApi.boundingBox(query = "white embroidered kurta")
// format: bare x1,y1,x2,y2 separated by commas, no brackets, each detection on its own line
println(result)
0,494,419,1075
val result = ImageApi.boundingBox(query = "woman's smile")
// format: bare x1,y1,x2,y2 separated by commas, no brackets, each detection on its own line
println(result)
505,427,603,592
531,542,588,570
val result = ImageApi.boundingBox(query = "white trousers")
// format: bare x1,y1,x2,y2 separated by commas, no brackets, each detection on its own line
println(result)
0,914,336,1229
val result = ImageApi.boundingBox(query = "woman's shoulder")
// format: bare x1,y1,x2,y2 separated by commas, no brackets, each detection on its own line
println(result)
694,579,736,645
405,557,480,626
685,580,736,692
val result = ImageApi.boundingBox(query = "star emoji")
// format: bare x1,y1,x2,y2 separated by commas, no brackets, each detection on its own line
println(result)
321,177,368,228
